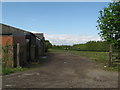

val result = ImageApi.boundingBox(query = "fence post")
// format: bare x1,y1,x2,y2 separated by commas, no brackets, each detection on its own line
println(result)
17,43,20,67
109,43,113,66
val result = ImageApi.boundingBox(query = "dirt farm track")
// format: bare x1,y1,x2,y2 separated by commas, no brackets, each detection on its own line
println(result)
3,51,118,89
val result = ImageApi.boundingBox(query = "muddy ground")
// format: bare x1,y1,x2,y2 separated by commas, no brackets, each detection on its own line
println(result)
2,51,118,88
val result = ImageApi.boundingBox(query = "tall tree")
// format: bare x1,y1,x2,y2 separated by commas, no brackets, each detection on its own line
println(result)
97,1,120,44
97,1,120,66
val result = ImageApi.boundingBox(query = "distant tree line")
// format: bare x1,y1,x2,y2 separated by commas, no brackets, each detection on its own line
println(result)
52,45,72,50
52,41,118,52
45,40,52,52
72,41,110,52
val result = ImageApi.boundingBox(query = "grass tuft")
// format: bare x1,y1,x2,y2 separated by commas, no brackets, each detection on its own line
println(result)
2,67,28,75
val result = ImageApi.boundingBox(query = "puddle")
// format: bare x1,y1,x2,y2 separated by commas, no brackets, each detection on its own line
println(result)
23,73,34,76
18,75,21,77
64,62,68,64
36,73,40,75
5,84,16,87
41,56,47,59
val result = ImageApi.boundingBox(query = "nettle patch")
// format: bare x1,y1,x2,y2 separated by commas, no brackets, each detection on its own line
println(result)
2,45,14,68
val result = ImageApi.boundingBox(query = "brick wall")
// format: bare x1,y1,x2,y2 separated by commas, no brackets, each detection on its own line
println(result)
0,35,13,45
0,35,14,67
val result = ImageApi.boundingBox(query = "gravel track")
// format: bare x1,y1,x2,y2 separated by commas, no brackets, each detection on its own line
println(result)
2,51,118,89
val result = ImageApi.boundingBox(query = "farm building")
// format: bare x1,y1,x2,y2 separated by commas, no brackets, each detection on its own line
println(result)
34,33,45,56
0,24,45,67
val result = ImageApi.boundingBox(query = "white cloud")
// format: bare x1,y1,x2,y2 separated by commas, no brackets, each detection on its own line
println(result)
45,34,101,45
30,30,101,45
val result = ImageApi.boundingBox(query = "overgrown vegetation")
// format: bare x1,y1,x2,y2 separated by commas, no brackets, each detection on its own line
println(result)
45,40,52,52
2,67,28,75
2,45,13,67
1,45,29,75
1,40,53,75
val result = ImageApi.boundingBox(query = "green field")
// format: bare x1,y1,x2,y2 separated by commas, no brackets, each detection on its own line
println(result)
50,49,119,71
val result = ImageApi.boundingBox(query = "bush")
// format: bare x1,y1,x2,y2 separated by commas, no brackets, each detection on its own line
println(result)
45,40,52,52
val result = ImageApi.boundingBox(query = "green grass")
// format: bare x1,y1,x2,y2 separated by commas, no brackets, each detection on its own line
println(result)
50,49,109,63
50,49,118,71
49,48,67,52
105,66,119,71
2,67,29,75
69,50,109,64
2,63,43,75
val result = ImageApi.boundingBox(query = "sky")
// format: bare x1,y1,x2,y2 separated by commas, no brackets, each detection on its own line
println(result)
2,2,110,45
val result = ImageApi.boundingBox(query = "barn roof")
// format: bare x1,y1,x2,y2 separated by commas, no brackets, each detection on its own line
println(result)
34,33,45,40
0,23,45,40
0,23,31,35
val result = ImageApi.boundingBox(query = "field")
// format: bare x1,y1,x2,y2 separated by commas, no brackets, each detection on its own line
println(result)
49,49,119,71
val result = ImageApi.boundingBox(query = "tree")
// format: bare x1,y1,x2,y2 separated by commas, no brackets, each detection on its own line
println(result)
45,40,52,52
97,1,120,66
97,1,120,44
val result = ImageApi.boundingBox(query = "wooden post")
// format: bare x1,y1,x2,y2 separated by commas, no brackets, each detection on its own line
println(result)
17,43,20,67
109,43,113,67
118,39,120,89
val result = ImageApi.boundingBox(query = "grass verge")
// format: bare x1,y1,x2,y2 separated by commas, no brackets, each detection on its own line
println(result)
50,49,118,71
2,62,43,75
2,67,29,75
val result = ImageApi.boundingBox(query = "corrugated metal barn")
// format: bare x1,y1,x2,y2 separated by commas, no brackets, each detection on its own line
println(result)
0,24,45,67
